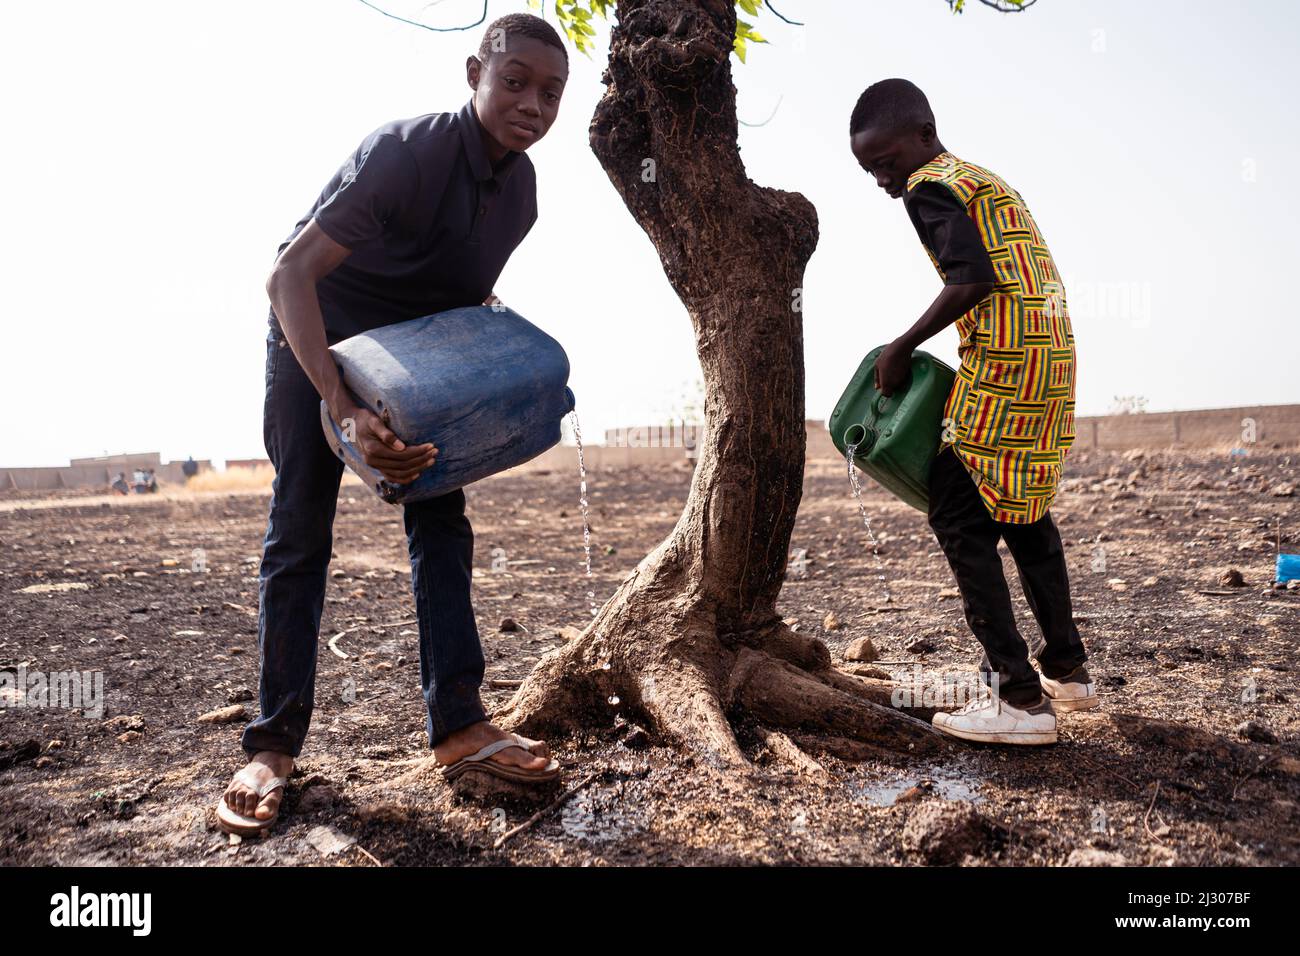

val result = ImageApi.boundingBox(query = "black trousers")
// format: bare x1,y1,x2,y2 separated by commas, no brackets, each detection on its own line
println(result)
926,444,1088,706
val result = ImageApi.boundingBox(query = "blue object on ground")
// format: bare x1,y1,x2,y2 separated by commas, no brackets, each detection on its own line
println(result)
320,306,575,505
1276,553,1300,583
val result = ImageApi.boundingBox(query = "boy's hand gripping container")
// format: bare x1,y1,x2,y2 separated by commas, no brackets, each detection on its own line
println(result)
320,305,575,505
828,345,957,512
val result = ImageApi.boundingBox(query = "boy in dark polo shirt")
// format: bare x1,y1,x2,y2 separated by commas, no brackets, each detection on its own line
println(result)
218,13,568,834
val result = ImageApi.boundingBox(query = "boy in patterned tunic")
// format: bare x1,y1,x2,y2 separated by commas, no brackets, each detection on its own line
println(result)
849,79,1096,746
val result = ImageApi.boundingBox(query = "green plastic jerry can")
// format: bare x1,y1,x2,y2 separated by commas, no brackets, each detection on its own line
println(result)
827,346,957,512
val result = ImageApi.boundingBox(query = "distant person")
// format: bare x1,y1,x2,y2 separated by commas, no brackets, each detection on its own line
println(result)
218,13,568,837
182,457,198,480
131,468,149,493
850,79,1094,746
111,472,129,495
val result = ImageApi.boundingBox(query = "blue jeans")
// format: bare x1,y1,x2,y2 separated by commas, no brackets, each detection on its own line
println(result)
241,317,487,759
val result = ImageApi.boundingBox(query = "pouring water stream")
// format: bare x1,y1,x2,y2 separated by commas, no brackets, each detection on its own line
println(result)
845,440,893,605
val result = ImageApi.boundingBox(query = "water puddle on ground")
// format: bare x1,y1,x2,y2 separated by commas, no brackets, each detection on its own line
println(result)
559,781,648,844
847,757,987,807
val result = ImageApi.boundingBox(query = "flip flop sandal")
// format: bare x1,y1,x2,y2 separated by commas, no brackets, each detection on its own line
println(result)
507,733,551,758
215,767,289,836
441,736,561,785
442,732,549,764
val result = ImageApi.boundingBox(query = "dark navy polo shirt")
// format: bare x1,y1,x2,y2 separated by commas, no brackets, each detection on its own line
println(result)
271,99,537,344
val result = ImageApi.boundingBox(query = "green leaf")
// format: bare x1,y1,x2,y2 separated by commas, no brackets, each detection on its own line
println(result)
734,17,768,53
541,0,778,64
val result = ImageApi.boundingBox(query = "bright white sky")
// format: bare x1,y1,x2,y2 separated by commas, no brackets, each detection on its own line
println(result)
2,0,1297,467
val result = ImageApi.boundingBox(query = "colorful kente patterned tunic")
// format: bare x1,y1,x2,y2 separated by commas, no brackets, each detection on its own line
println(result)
905,151,1077,524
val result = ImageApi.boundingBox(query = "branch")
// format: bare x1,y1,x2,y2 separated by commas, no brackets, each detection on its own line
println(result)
353,0,487,32
763,2,803,26
491,770,602,850
948,0,1038,12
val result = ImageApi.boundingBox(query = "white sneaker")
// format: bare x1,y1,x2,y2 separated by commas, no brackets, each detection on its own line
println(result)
932,693,1057,745
1040,666,1099,712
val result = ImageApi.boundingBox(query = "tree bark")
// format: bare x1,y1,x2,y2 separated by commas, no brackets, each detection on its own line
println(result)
498,0,944,766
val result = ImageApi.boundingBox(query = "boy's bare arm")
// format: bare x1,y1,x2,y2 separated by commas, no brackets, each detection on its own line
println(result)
266,220,354,419
874,281,992,396
265,219,436,484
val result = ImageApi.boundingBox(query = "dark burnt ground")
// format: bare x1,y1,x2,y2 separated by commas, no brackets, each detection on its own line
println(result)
1,446,1297,866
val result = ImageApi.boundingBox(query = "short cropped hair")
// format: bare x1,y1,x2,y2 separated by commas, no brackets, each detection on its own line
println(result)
849,78,935,136
477,13,568,66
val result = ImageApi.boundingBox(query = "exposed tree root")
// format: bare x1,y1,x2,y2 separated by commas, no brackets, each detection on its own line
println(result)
499,605,946,768
787,733,905,764
755,725,831,784
727,648,945,754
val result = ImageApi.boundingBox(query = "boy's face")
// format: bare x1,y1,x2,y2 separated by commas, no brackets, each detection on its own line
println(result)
466,36,568,155
851,123,940,199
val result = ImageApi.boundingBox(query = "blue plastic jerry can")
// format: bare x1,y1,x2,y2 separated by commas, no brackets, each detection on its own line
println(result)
319,306,575,505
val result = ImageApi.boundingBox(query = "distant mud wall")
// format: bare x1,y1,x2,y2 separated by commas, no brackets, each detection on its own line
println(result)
1,455,211,492
810,404,1300,461
4,404,1297,491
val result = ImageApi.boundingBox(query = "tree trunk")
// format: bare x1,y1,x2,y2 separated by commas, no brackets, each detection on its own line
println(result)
498,0,944,767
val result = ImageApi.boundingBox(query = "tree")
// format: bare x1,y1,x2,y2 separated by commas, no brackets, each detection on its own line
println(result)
498,0,945,768
351,0,1293,790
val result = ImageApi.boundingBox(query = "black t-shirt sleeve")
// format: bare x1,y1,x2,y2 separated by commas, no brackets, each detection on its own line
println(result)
903,181,996,285
313,132,419,249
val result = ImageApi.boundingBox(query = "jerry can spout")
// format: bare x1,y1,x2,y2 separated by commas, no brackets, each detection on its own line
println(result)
844,422,874,455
